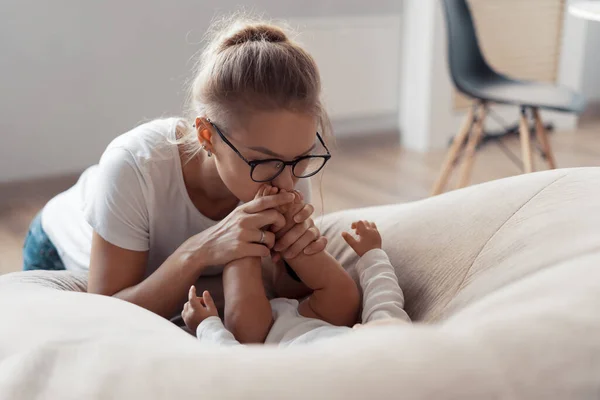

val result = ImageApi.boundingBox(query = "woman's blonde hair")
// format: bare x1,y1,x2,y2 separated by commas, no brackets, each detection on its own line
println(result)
178,14,332,161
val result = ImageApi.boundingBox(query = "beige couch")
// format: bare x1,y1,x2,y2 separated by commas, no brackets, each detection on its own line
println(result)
1,167,600,399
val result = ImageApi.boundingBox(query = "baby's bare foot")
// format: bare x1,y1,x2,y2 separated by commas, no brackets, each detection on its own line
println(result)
254,185,290,214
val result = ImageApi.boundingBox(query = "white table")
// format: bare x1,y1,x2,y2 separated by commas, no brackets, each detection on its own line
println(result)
569,1,600,21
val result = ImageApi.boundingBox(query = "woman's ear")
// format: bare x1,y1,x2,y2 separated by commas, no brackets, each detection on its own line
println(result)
195,117,214,153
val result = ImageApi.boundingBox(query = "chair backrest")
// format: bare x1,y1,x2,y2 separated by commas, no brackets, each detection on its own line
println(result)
442,0,495,90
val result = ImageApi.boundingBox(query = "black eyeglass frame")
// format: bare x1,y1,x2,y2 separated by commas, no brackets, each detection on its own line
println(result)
207,120,332,183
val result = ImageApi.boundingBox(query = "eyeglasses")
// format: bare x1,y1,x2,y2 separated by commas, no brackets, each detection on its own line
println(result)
208,120,332,183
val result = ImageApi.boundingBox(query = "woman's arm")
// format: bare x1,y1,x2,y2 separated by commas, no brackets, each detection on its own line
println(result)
222,256,273,344
86,148,204,318
88,232,205,319
88,191,295,319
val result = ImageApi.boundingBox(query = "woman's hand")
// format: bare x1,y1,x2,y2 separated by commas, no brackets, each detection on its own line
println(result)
177,190,295,271
270,189,327,262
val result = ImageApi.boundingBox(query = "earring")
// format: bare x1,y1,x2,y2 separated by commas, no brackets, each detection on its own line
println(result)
200,144,212,157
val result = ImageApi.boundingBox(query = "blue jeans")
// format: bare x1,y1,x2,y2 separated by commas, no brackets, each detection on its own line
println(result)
22,212,66,271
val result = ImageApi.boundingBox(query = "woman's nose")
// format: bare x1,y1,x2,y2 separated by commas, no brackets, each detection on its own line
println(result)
271,166,296,192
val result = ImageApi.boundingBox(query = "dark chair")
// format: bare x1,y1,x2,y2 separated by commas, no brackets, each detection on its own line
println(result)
432,0,586,195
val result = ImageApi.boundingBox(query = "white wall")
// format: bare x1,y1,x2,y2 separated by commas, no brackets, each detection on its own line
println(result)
0,0,403,183
290,16,402,135
581,21,600,103
398,1,438,151
4,0,587,182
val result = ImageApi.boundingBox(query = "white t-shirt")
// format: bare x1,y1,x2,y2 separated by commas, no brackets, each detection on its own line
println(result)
41,118,312,276
195,249,411,346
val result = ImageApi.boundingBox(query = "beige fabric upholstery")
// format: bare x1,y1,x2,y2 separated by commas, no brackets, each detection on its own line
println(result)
1,269,88,292
1,167,599,399
323,167,600,323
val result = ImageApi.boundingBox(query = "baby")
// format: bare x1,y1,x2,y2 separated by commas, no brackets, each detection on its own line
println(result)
182,186,410,346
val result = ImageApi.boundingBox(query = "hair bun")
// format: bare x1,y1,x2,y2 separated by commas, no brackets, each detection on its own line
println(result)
223,24,288,47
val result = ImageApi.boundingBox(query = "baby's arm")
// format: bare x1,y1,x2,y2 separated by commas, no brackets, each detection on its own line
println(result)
357,250,410,323
196,316,242,346
181,286,242,345
343,221,410,323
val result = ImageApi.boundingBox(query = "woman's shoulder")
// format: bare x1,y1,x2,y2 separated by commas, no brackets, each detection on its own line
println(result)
103,117,183,167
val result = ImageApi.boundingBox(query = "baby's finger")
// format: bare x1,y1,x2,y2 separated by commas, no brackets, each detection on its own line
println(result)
293,191,303,205
188,285,196,301
342,231,359,252
265,185,275,197
356,221,367,233
351,222,357,229
203,291,217,311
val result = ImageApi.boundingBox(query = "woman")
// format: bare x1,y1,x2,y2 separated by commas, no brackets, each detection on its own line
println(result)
22,17,332,321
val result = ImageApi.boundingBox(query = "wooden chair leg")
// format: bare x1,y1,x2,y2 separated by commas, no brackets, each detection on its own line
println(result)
457,102,487,189
431,104,477,196
532,108,557,169
519,107,535,173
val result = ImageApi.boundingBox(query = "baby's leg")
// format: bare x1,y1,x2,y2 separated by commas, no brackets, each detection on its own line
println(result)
256,185,312,300
223,257,273,344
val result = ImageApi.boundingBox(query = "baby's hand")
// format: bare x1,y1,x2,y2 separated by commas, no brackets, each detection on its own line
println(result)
181,286,218,333
342,221,382,257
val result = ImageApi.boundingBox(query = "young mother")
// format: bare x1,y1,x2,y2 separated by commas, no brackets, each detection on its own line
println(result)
22,18,332,319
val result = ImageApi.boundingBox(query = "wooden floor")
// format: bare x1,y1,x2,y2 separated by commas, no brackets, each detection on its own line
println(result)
315,116,600,213
2,113,599,275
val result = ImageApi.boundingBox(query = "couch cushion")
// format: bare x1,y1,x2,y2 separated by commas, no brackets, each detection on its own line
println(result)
0,270,87,292
1,167,599,399
320,167,600,322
